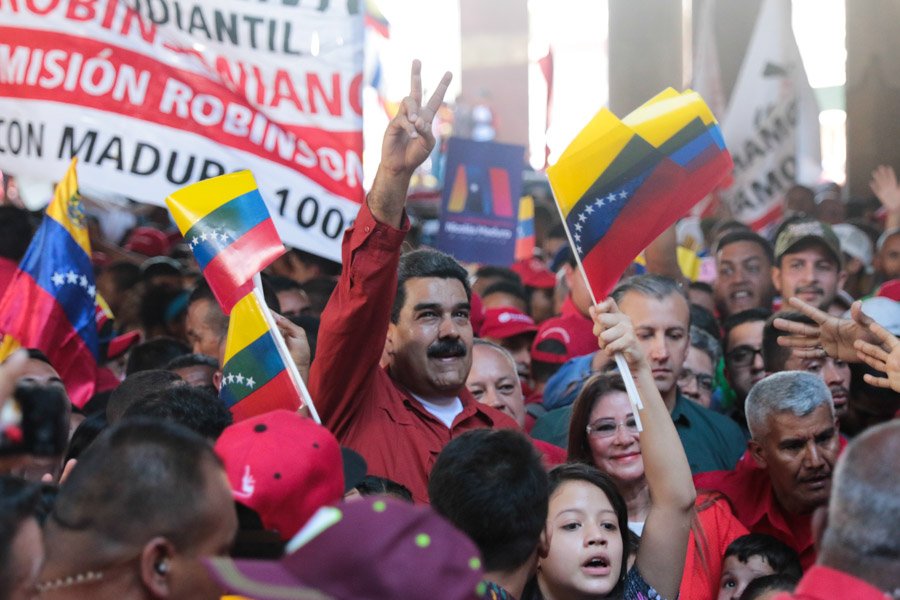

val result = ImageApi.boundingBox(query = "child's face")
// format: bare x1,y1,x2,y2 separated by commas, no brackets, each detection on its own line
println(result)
717,554,776,600
538,480,625,599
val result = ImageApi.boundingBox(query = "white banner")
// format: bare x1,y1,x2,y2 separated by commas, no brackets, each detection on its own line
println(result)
0,0,364,261
719,0,822,231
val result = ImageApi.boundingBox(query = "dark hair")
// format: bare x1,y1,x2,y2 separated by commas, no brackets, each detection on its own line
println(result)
64,411,108,463
0,206,34,261
122,385,232,440
481,280,528,306
107,369,183,423
546,463,631,592
689,280,714,295
567,373,629,464
762,311,813,373
739,573,799,600
288,248,341,278
429,429,548,573
722,308,773,351
50,419,225,550
164,353,219,371
473,266,521,286
125,337,190,376
0,476,42,599
139,286,188,334
266,275,304,293
714,230,775,264
690,304,721,342
100,261,141,293
724,533,803,580
391,249,471,323
355,475,413,502
301,277,338,317
24,348,54,367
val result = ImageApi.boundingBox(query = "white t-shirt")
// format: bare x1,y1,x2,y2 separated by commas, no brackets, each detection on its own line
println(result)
628,521,645,537
412,394,463,428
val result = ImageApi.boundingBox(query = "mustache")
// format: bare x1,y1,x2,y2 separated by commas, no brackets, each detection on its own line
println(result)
797,286,824,295
427,338,467,358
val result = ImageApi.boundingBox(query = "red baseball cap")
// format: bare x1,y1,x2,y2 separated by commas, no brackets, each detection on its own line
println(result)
205,497,487,600
124,226,170,257
214,410,348,541
876,279,900,302
479,308,538,340
530,326,571,365
510,258,557,289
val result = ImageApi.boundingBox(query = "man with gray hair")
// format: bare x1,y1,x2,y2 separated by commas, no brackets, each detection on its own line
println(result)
695,371,841,570
774,420,900,599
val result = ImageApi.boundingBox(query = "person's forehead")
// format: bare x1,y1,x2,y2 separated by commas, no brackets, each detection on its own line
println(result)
589,390,631,418
619,291,689,328
403,277,468,306
727,320,765,350
684,346,713,373
766,404,833,438
19,358,61,381
471,345,516,378
781,242,836,264
718,239,768,263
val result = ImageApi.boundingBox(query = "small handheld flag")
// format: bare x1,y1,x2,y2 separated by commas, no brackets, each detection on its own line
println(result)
515,195,536,261
547,90,733,429
166,171,285,314
0,158,98,406
220,290,314,422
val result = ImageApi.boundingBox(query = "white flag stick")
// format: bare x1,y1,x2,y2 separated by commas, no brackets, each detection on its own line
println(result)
252,274,322,425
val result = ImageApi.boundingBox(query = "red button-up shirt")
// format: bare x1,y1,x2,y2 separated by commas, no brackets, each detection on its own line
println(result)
309,203,517,503
694,453,817,569
772,565,891,600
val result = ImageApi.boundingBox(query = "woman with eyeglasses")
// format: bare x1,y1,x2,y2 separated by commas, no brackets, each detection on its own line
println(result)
567,318,749,600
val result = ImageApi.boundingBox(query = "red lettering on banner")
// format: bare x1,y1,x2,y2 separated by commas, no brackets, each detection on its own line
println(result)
65,0,95,21
306,72,341,116
271,70,304,111
25,0,59,14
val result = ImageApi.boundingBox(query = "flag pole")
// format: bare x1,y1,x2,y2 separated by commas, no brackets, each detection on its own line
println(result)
252,274,322,425
546,187,644,431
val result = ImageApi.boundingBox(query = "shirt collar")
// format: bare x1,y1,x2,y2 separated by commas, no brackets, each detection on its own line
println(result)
671,393,693,426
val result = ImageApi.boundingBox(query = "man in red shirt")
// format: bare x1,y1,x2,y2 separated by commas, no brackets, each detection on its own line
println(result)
772,420,899,600
308,62,517,503
695,371,840,569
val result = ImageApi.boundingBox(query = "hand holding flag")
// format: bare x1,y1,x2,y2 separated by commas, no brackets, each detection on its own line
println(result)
166,171,285,314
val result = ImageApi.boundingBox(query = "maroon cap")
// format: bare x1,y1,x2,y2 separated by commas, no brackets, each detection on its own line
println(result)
124,226,170,257
511,258,557,289
106,330,141,361
214,410,345,541
877,279,900,302
205,497,487,600
530,326,571,365
479,308,538,340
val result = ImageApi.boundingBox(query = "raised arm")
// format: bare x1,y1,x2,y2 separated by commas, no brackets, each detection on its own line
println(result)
590,299,695,599
870,165,900,230
774,297,876,362
368,60,452,228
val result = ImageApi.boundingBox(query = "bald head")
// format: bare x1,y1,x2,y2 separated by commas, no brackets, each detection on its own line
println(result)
819,420,900,591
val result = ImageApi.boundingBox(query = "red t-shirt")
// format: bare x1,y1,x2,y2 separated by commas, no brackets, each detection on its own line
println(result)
773,565,891,600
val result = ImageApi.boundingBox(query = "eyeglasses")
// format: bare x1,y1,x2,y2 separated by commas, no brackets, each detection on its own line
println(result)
677,368,714,392
586,418,639,438
726,345,764,368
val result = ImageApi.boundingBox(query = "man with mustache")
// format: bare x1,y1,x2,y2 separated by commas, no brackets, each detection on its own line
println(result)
308,62,516,503
762,312,851,423
771,218,846,311
695,372,840,570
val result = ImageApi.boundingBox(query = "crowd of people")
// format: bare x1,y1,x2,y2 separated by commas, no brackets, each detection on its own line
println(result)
1,61,900,600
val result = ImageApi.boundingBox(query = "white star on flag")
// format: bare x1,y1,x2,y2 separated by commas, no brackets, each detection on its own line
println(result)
575,223,583,232
585,204,594,214
576,245,583,254
235,373,245,384
51,272,65,287
200,232,208,242
619,190,628,200
189,237,198,248
578,213,587,223
245,377,255,389
605,193,616,203
79,275,88,288
218,232,228,243
595,198,605,208
225,373,234,384
574,233,581,242
66,271,78,284
87,285,96,297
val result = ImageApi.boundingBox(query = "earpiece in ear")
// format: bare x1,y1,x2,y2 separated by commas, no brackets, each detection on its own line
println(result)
155,561,169,575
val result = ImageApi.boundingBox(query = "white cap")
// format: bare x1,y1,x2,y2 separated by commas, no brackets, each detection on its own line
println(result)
850,297,900,336
833,223,873,266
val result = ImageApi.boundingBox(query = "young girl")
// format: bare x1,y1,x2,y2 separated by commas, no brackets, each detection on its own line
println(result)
528,299,696,600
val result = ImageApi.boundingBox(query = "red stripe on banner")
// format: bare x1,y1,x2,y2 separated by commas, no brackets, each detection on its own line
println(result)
489,167,513,217
202,219,285,313
750,203,783,232
0,27,363,201
230,369,301,422
0,272,96,407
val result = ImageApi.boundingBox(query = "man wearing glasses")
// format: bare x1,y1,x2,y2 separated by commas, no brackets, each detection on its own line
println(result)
721,308,772,432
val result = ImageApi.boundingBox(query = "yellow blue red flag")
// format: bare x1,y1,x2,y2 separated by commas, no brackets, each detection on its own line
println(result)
220,292,302,422
166,171,285,314
0,158,98,407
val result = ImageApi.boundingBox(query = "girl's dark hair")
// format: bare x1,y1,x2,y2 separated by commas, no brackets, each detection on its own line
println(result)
546,463,631,594
567,372,629,464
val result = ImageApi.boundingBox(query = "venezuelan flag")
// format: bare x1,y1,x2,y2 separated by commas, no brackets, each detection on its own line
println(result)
220,292,301,422
364,0,390,38
166,171,285,314
515,195,535,261
0,158,98,407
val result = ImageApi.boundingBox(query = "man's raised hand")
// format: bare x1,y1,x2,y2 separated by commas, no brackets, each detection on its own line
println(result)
589,298,648,372
854,321,900,393
774,297,874,363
